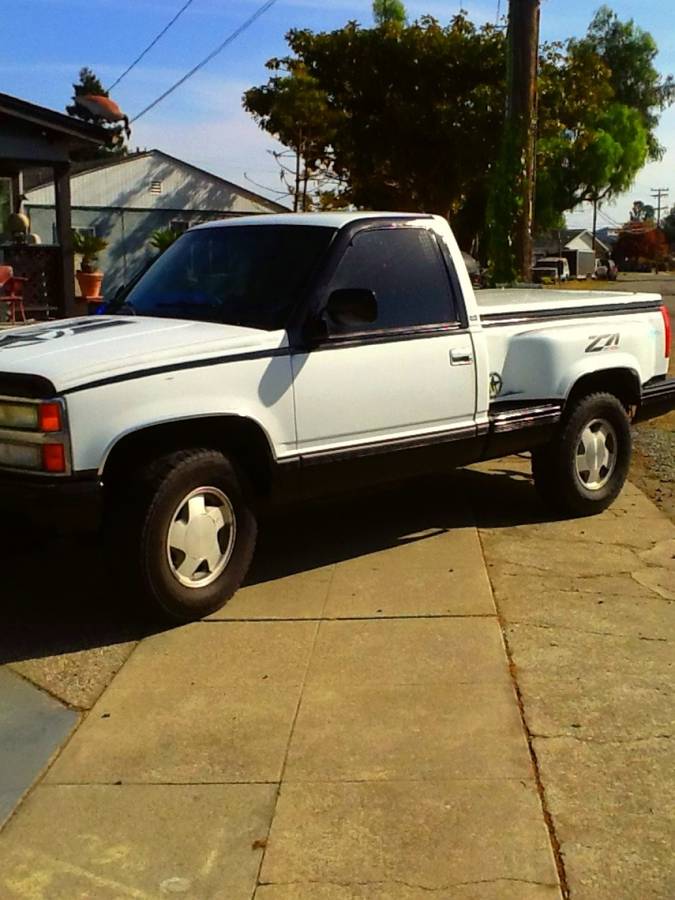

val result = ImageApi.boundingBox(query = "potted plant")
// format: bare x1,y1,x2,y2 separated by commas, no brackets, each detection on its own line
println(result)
150,227,180,255
72,231,108,299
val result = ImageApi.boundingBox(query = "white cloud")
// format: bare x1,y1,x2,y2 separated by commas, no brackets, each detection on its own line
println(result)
130,105,289,203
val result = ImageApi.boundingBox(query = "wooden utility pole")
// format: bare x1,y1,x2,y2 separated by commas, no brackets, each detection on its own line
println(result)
650,188,669,225
505,0,540,280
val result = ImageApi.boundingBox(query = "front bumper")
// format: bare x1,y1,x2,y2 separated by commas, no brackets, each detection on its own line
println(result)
0,471,103,533
635,376,675,423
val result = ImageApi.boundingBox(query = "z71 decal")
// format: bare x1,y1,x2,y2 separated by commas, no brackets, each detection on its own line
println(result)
586,333,620,353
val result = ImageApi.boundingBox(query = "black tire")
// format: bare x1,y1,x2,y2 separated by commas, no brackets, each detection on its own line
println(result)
531,392,632,517
107,449,257,622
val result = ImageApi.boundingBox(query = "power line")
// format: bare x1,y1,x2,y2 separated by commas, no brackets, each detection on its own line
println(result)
107,0,196,93
597,206,622,228
130,0,279,124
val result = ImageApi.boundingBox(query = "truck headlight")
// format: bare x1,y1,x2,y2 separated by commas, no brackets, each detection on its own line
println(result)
0,402,39,430
0,442,42,470
0,398,69,473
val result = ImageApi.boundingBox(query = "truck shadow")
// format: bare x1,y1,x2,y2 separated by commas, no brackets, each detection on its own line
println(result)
0,462,554,665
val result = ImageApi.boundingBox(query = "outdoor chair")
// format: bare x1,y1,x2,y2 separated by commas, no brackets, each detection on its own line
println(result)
0,265,28,324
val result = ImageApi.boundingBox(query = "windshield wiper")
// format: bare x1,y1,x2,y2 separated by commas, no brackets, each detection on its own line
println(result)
155,301,221,309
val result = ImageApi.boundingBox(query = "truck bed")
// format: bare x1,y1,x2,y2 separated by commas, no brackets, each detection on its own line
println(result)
475,288,662,318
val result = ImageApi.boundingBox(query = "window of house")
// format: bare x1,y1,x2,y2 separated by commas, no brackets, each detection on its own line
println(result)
149,180,163,194
170,219,191,234
52,224,96,243
326,227,457,333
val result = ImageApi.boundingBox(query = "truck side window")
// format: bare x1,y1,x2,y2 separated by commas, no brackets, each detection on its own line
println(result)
327,228,457,333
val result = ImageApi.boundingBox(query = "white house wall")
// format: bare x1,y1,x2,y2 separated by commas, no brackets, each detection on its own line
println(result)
25,152,279,214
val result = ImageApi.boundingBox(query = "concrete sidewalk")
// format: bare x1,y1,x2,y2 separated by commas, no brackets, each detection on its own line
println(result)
469,458,675,900
0,482,562,899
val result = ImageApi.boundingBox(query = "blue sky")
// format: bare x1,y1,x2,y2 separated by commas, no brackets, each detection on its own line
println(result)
5,0,674,228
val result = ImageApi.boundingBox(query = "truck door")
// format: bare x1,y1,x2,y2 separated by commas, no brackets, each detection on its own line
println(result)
290,225,478,468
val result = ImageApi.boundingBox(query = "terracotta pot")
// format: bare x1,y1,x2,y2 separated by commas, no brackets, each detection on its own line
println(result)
76,270,103,300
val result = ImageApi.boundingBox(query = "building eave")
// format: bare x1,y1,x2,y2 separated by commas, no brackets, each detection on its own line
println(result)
0,91,113,147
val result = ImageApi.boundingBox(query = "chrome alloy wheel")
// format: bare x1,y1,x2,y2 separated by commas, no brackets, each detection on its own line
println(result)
166,487,236,588
574,418,618,491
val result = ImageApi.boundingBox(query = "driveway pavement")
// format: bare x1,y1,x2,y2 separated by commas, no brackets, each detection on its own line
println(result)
1,465,673,898
0,478,561,899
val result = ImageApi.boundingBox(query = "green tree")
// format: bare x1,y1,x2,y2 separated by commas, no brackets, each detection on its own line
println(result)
66,67,127,159
373,0,406,26
534,17,659,241
244,8,671,257
244,62,340,210
571,6,675,160
246,15,505,244
629,200,656,222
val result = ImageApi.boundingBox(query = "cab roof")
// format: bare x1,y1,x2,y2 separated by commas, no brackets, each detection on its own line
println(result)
192,211,434,230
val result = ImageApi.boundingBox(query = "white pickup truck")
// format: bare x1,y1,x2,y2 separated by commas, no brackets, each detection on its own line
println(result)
1,212,673,620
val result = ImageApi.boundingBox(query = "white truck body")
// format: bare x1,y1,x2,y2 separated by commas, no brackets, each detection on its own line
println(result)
0,211,672,523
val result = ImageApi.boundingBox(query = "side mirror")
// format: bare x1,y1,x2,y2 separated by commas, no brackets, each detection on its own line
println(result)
326,288,378,328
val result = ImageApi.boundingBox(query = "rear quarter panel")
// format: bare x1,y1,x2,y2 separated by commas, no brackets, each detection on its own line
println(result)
484,309,667,404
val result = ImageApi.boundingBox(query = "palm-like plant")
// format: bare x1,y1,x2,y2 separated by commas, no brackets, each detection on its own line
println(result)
150,228,180,254
72,231,108,272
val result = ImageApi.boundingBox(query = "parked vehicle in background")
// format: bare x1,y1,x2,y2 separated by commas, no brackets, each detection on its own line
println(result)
0,212,673,622
594,258,618,281
461,250,483,288
532,256,570,283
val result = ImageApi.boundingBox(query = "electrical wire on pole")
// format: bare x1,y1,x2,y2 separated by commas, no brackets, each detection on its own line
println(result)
107,0,196,93
650,188,669,225
130,0,279,124
597,206,622,229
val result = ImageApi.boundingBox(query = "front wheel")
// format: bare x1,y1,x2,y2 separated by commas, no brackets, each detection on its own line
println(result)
531,392,632,517
108,449,257,622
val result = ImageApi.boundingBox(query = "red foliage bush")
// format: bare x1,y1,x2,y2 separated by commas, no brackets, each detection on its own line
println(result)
615,225,669,270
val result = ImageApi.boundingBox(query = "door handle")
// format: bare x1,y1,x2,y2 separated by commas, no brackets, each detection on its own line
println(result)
450,349,473,365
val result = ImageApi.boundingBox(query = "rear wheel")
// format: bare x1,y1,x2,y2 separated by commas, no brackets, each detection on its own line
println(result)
531,392,631,517
108,449,257,622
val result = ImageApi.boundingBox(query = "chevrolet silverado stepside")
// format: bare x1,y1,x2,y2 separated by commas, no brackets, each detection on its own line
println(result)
1,212,673,620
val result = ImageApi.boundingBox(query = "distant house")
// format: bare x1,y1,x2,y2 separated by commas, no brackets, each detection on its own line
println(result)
24,149,287,296
595,226,620,248
533,228,610,277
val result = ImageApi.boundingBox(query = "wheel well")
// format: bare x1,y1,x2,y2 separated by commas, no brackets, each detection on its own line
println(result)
101,416,276,495
565,368,640,412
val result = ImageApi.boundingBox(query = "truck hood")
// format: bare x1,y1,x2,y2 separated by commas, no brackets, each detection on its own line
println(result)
0,316,287,393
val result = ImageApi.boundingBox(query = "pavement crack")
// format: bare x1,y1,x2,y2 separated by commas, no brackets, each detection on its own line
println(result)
476,527,570,899
532,733,671,745
257,877,557,892
491,562,634,578
505,620,670,642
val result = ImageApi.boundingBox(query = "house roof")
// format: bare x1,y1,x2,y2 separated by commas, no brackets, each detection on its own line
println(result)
534,227,609,255
0,91,112,147
24,148,288,212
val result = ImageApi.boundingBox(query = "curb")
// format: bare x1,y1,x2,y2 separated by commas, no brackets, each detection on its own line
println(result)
0,668,78,828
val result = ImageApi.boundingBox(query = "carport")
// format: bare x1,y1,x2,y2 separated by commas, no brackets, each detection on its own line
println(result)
0,92,111,317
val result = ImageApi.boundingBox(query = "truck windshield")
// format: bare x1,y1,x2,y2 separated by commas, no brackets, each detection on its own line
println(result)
120,224,336,330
